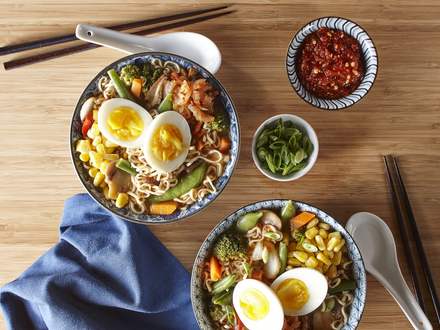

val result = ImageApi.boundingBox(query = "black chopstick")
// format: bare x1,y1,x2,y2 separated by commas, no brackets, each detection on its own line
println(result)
3,9,234,71
0,5,228,56
392,156,440,323
383,155,426,309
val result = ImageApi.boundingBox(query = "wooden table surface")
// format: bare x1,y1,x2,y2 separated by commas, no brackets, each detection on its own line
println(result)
1,1,439,329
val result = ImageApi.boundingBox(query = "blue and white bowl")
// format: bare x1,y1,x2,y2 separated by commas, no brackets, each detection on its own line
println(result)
70,52,240,224
286,17,378,110
191,200,367,329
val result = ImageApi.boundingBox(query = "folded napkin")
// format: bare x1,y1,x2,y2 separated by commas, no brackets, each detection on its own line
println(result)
0,194,198,330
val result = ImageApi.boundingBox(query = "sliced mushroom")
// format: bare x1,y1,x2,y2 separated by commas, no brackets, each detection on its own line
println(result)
263,241,281,280
145,75,167,107
80,97,95,121
260,210,283,230
251,241,264,261
105,161,132,199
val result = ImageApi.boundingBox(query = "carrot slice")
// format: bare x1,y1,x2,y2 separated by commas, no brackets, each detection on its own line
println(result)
218,136,231,154
131,78,143,98
291,212,316,229
210,256,222,281
149,201,178,215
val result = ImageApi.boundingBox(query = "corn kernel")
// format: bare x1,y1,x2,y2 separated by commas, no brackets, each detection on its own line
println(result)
104,153,119,161
318,229,328,239
288,258,302,267
326,265,337,279
99,181,107,189
92,135,102,147
333,251,342,266
106,147,116,154
93,172,105,186
115,193,129,208
305,226,319,240
317,252,331,266
108,185,118,200
89,151,103,168
88,167,99,178
318,223,330,230
292,251,309,263
96,143,106,154
91,123,100,136
76,140,92,154
328,231,341,240
315,235,326,251
93,110,98,121
306,218,319,229
103,186,109,199
327,237,340,251
333,239,346,252
324,250,334,259
104,140,119,148
305,255,319,268
100,161,110,174
79,153,90,162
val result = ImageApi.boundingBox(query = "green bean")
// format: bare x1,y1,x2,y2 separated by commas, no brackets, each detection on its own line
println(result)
212,275,236,295
236,212,263,232
279,242,288,273
116,159,137,176
107,69,136,102
149,162,208,202
212,290,233,305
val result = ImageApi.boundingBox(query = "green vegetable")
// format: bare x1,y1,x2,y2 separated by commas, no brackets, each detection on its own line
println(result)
328,279,356,294
209,303,224,321
292,229,305,244
212,290,233,305
281,200,296,222
279,242,288,273
141,62,164,91
213,232,247,263
255,119,313,176
263,231,282,241
324,298,336,312
212,275,236,295
116,159,137,176
120,64,141,86
107,69,136,102
158,93,173,112
236,211,263,233
207,101,229,132
149,162,208,202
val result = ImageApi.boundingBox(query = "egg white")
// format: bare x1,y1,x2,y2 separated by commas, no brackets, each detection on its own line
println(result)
97,98,153,148
233,279,284,330
271,267,328,316
142,111,191,173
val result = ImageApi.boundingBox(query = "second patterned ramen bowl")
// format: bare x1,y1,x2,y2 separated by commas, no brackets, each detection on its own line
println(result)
70,52,240,224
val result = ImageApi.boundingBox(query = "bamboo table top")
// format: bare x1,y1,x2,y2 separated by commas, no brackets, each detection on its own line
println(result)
0,1,439,329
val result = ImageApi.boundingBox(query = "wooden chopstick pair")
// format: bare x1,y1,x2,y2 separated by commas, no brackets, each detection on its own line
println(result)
384,155,440,325
0,5,233,71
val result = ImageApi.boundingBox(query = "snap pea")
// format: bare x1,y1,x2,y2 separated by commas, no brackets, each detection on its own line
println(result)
236,212,263,233
328,279,356,295
116,159,137,176
107,69,136,102
212,290,233,305
158,93,173,112
279,242,288,273
212,275,236,295
149,162,208,202
281,200,296,222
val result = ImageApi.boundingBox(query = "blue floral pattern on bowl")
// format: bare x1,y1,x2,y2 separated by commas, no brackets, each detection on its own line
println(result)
70,52,240,224
191,200,366,329
286,17,378,110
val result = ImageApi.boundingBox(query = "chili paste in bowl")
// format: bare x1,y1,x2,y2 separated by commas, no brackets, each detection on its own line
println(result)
286,17,378,110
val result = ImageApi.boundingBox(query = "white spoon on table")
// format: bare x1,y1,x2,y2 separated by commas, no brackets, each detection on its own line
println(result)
75,24,222,74
346,212,432,330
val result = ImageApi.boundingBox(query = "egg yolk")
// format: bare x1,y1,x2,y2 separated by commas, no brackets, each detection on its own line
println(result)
239,288,270,320
151,124,184,161
275,278,309,311
106,106,144,141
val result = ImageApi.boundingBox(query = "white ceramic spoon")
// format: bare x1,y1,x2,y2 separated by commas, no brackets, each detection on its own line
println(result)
75,24,221,74
346,212,432,330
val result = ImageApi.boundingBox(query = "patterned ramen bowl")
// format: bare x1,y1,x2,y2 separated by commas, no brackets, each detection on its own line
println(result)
70,52,240,224
191,199,366,329
286,17,378,110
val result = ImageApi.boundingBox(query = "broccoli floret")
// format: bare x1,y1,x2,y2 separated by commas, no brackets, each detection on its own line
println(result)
207,103,229,132
120,64,141,86
141,62,164,91
213,232,247,263
208,303,224,322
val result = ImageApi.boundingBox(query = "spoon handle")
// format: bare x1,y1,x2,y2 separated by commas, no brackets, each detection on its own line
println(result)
76,24,154,54
369,263,432,330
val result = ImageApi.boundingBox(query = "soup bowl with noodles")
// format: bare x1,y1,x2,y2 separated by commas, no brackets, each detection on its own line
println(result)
70,52,239,224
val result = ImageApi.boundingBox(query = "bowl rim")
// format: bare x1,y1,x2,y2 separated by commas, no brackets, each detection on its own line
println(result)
69,51,241,225
285,16,379,111
251,114,319,181
190,198,367,329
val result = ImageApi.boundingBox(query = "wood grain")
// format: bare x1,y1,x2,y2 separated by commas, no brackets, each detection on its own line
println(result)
0,1,439,329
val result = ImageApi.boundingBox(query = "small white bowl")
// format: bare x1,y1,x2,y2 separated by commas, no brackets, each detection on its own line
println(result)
251,114,319,181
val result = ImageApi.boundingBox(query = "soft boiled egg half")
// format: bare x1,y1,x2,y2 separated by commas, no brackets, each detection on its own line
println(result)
271,267,328,316
143,111,191,173
98,98,153,148
233,279,284,330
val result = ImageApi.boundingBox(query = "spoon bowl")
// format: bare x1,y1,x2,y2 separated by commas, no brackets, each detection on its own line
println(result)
75,24,222,74
346,212,432,330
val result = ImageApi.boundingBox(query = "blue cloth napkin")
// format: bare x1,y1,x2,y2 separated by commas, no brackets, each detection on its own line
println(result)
0,194,198,330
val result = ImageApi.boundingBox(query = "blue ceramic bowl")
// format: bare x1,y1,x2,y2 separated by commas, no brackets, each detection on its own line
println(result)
70,52,240,224
286,17,378,110
191,199,367,329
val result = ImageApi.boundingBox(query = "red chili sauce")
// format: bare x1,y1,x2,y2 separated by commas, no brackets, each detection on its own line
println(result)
296,27,364,99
